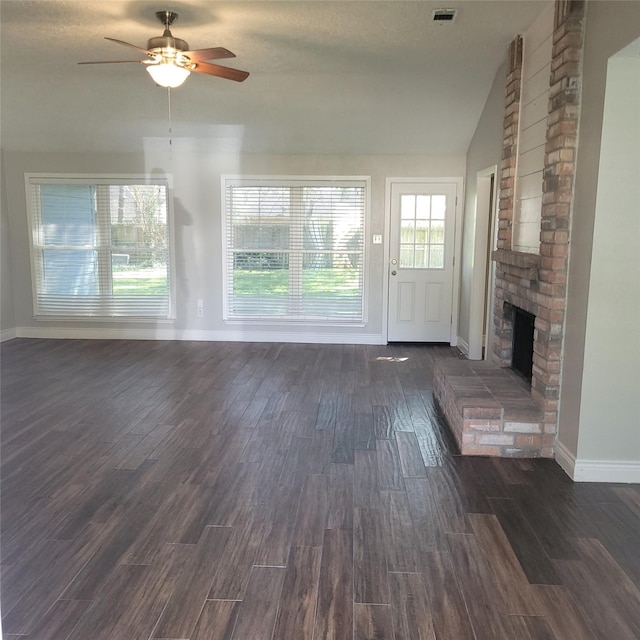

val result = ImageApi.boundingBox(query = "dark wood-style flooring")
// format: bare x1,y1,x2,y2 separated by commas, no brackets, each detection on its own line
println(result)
1,338,639,640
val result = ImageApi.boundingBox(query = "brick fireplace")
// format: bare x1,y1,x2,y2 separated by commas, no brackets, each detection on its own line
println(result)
434,0,586,458
492,0,585,457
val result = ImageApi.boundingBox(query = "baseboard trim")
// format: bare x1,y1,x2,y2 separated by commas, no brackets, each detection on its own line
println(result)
0,328,17,342
14,326,385,345
457,336,469,356
555,440,577,479
573,459,640,484
555,440,640,483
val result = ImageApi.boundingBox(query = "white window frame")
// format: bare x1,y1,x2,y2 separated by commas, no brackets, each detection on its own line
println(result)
221,175,370,326
25,173,176,321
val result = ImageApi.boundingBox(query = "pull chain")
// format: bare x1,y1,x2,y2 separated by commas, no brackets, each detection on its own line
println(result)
167,86,173,152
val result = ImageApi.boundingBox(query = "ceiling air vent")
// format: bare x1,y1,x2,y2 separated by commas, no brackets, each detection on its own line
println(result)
432,8,457,23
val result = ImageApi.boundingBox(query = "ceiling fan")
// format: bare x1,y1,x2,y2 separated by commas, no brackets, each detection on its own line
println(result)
79,10,249,88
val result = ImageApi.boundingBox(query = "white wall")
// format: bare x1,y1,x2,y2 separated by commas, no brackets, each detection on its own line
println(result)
1,151,16,339
576,50,640,469
558,0,640,482
2,149,464,343
458,61,506,355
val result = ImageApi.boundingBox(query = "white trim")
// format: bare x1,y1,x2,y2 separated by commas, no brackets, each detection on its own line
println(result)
1,328,17,342
32,315,175,324
484,166,499,361
468,165,499,361
222,175,370,186
383,177,464,345
457,336,469,356
572,460,640,484
166,180,178,321
381,178,393,343
555,440,640,483
13,326,384,345
220,174,229,321
223,319,366,329
450,178,464,347
555,439,577,479
23,174,172,183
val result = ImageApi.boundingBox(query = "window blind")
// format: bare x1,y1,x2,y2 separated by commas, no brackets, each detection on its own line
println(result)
223,178,367,323
27,177,173,319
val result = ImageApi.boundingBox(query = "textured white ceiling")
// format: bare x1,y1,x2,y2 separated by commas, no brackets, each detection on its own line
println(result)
0,0,547,155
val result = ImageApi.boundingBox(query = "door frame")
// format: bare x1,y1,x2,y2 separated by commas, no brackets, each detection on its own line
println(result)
467,165,499,360
383,177,464,345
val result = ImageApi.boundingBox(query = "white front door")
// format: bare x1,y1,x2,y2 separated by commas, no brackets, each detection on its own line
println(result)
387,182,457,342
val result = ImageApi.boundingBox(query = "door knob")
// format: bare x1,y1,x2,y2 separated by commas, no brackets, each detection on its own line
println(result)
391,270,397,276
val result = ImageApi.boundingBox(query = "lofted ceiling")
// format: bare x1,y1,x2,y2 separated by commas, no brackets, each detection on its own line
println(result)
0,0,547,155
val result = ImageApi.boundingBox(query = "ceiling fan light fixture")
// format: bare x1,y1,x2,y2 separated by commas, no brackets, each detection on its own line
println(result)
146,61,190,88
79,11,249,85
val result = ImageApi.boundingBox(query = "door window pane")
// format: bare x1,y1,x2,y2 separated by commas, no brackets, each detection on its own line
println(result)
429,245,444,269
415,247,428,268
431,195,446,219
401,195,415,219
416,195,430,219
415,220,428,244
400,247,414,268
430,220,445,243
400,221,415,243
398,194,447,269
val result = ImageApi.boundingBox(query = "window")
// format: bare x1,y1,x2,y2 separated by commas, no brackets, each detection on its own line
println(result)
223,177,368,323
26,175,174,319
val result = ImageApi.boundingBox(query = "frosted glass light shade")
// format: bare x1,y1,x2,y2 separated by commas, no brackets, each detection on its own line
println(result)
146,62,190,88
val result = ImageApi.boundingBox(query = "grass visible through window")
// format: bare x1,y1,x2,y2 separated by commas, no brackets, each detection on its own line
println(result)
113,267,168,295
233,268,360,297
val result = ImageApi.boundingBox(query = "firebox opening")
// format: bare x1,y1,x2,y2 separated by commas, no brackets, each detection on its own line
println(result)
511,306,535,384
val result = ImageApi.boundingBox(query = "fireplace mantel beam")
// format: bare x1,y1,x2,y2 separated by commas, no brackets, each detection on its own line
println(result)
492,249,540,281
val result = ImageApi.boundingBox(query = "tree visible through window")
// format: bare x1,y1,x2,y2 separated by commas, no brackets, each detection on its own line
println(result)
27,177,173,319
223,178,367,323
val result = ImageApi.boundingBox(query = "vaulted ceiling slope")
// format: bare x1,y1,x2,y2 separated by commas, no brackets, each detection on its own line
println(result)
0,0,546,155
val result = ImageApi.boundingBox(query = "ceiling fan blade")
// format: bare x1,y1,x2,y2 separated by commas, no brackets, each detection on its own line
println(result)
78,60,144,65
184,47,236,61
105,37,153,56
192,61,249,82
